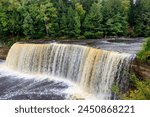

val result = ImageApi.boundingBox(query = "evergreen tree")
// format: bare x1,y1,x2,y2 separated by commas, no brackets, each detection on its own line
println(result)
102,0,129,36
66,6,81,37
0,1,9,36
54,0,68,36
38,0,57,37
83,1,103,38
134,0,150,37
0,0,149,39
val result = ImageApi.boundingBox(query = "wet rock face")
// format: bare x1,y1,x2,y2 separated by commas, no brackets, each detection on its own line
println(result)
132,59,150,80
0,47,9,60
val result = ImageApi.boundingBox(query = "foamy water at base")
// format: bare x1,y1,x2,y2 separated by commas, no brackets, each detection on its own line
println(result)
5,43,134,100
0,61,96,100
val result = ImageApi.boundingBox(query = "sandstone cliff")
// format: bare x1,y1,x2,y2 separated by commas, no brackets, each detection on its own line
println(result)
132,59,150,80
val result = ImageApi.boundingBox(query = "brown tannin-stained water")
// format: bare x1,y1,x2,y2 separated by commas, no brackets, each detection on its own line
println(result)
0,42,136,100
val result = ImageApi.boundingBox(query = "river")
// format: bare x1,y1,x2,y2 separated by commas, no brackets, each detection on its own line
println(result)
0,38,144,100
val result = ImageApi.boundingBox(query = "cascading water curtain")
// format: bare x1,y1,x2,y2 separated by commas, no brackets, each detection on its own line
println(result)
6,43,134,99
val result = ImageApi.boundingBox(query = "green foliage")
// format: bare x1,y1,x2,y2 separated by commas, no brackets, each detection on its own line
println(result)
123,74,150,100
111,74,150,100
38,1,57,36
111,84,120,95
83,2,103,37
102,0,129,36
22,14,34,36
84,31,103,39
1,37,20,48
137,37,150,63
131,0,150,37
65,6,81,37
0,0,149,41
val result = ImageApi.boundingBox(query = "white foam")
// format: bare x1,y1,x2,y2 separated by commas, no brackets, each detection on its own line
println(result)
0,61,96,100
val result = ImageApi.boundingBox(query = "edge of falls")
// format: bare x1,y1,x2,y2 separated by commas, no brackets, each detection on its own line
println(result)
5,43,135,99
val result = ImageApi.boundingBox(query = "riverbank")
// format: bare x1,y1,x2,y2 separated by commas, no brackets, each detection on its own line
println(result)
132,59,150,80
0,47,9,60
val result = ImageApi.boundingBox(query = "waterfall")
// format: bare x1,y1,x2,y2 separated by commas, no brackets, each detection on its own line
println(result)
5,43,133,99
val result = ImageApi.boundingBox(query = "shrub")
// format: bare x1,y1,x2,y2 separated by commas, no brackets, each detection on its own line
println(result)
137,37,150,64
84,31,103,39
123,74,150,100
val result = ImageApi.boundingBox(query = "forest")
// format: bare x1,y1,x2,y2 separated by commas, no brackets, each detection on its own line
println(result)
0,0,150,42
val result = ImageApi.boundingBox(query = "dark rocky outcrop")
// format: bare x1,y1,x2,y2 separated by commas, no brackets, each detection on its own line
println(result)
0,47,9,60
132,58,150,80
